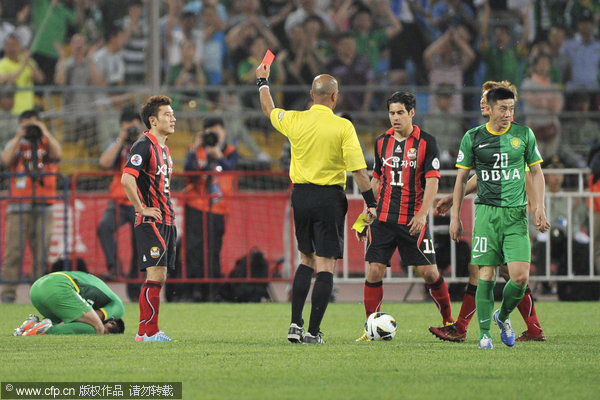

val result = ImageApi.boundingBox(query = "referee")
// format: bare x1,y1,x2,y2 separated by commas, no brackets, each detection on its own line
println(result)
256,63,377,344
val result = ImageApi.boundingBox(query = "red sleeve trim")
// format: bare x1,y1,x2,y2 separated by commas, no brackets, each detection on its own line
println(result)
123,167,140,178
425,170,441,179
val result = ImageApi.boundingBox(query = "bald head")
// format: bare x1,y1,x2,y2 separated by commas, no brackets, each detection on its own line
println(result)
312,74,338,99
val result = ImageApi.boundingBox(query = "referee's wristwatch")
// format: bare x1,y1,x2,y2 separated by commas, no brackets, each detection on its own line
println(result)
256,78,269,90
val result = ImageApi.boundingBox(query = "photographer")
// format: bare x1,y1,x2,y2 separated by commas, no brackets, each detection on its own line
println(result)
1,109,61,303
183,117,238,301
97,109,143,296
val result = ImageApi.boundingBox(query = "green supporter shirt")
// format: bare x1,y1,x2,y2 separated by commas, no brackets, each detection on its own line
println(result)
456,122,543,207
51,271,125,321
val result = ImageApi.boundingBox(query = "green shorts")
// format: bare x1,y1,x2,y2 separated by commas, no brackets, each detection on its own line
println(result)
29,273,92,324
471,204,531,266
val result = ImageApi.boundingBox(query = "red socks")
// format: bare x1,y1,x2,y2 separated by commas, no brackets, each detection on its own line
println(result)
517,285,543,334
427,275,454,325
363,280,383,318
138,280,162,337
455,283,477,333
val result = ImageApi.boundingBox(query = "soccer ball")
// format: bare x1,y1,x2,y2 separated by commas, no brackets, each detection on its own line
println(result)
365,312,397,341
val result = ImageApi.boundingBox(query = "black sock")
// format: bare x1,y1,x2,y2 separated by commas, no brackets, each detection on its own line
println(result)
291,264,313,326
308,271,333,336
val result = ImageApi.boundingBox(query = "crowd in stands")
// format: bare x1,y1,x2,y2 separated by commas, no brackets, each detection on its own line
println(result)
0,0,598,167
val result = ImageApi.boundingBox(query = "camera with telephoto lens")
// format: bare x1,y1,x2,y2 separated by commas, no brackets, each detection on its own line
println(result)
24,124,43,143
203,131,218,147
126,126,140,144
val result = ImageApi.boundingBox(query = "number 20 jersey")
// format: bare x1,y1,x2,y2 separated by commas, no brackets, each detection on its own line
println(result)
456,122,543,208
372,126,441,225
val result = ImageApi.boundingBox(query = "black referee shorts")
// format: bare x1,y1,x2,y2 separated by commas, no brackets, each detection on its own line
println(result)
134,220,178,271
291,184,348,259
365,220,436,267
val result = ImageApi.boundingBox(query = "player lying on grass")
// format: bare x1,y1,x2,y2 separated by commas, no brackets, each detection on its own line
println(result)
14,271,125,336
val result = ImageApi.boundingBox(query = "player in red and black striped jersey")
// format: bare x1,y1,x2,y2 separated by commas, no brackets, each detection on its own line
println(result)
122,95,177,342
355,91,454,341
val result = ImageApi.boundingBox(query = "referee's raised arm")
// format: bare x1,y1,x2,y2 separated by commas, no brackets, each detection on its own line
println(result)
256,63,274,117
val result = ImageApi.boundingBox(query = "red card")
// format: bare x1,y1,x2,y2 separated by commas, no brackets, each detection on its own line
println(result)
262,49,275,66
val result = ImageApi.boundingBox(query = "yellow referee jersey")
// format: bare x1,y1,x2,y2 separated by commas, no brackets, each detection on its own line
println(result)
270,104,367,188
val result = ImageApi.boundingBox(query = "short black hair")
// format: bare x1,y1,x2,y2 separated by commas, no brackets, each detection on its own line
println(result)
106,318,125,334
120,107,141,124
203,116,224,130
19,109,40,122
486,87,515,106
140,95,172,129
387,91,416,112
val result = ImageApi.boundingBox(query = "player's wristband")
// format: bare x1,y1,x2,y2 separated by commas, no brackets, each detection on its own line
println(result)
361,190,377,208
256,78,269,88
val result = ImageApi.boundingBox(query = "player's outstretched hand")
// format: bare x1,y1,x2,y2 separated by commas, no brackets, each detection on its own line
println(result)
449,217,463,241
435,195,453,216
141,206,162,221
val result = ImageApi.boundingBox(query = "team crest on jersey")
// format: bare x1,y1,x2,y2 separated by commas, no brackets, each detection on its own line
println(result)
510,138,521,149
432,157,440,170
457,150,464,163
407,148,417,160
150,246,160,258
130,154,142,166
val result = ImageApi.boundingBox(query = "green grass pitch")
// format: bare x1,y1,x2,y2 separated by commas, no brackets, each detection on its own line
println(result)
2,301,600,399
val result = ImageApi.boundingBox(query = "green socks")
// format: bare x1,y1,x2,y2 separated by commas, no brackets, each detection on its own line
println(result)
46,322,97,335
476,279,496,339
499,279,526,322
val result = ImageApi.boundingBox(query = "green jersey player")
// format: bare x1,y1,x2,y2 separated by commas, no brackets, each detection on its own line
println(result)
450,87,550,349
14,271,125,336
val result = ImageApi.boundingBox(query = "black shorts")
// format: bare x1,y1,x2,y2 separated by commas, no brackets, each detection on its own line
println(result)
365,220,436,267
134,220,177,270
291,184,348,259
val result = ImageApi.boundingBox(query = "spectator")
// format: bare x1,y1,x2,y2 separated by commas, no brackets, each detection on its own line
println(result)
0,34,44,114
226,0,281,71
350,3,401,75
423,25,476,114
560,9,600,100
0,2,31,56
284,0,335,35
183,0,228,25
479,1,529,85
30,0,80,85
0,109,61,303
54,33,99,150
164,10,203,72
75,0,104,45
559,92,600,167
387,0,431,86
118,0,148,85
97,108,143,289
326,32,374,112
92,25,128,154
200,4,227,86
184,117,239,301
521,52,564,158
547,25,568,82
430,0,477,40
421,83,465,167
0,83,18,144
260,0,294,49
167,38,207,125
564,0,600,35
